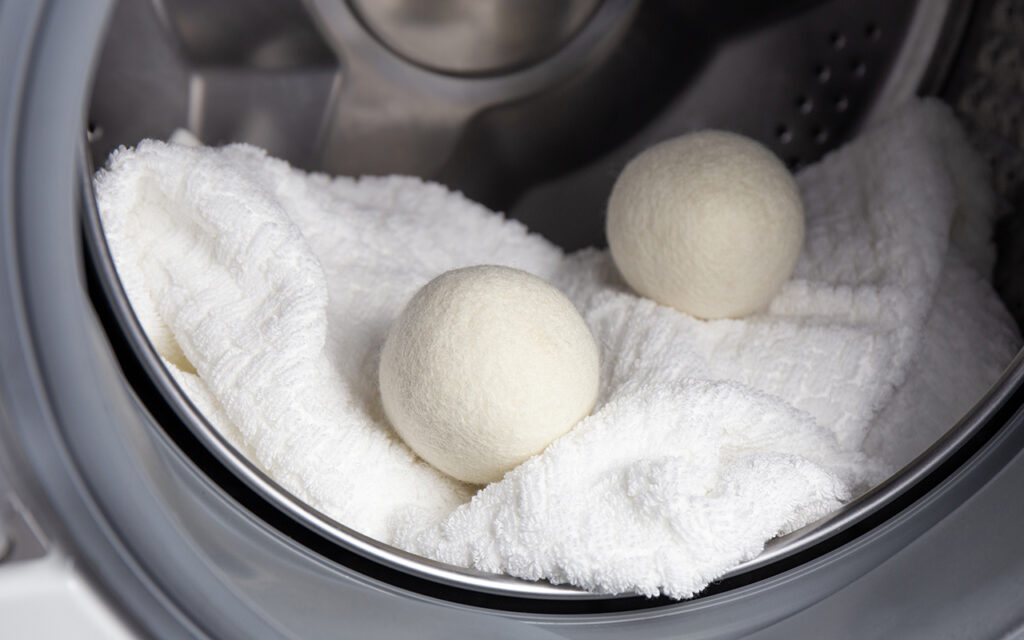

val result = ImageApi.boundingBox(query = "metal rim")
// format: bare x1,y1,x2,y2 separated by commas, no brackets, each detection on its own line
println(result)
81,97,1024,614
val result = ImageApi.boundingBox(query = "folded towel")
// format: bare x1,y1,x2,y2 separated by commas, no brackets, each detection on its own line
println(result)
94,98,1020,599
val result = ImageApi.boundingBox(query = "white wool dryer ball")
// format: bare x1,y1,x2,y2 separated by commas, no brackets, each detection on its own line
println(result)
379,265,600,485
606,130,805,319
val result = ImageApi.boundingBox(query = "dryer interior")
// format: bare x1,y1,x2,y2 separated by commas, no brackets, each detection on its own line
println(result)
81,0,1024,608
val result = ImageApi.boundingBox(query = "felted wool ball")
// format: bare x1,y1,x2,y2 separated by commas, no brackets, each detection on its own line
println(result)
606,130,805,319
379,265,600,485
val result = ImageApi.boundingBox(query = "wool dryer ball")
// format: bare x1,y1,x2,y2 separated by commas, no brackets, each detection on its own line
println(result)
379,265,600,485
606,130,805,319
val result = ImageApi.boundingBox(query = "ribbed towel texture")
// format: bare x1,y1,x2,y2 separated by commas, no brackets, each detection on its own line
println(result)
95,99,1020,598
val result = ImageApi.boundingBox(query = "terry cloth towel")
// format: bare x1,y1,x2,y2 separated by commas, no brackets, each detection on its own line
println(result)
94,99,1020,599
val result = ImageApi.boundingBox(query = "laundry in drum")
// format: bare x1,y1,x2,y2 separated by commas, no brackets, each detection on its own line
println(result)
93,97,1020,599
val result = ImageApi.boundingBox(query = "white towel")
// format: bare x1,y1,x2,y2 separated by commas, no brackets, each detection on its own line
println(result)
94,98,1020,599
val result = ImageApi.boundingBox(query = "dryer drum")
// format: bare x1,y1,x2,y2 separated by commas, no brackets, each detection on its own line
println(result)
3,0,1024,637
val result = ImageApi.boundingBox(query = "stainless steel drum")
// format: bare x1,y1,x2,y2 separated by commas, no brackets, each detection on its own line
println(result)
3,0,1024,637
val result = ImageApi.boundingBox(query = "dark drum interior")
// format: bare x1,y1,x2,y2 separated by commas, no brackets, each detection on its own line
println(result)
81,0,1024,604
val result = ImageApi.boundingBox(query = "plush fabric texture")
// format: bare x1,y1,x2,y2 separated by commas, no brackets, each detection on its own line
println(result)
607,130,805,319
94,99,1020,599
379,265,601,485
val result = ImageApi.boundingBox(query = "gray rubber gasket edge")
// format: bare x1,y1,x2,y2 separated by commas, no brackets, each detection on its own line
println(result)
5,2,1024,638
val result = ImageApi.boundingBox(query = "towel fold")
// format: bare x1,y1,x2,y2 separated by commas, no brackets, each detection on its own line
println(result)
95,98,1020,599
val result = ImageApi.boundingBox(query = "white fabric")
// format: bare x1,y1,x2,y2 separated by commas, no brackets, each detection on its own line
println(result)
94,99,1020,599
